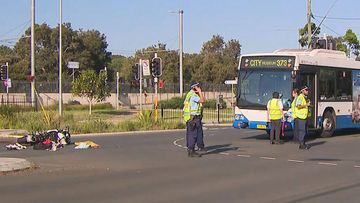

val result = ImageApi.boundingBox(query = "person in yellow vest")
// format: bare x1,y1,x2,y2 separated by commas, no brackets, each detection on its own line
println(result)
183,82,205,157
291,88,299,143
295,86,311,150
267,92,284,144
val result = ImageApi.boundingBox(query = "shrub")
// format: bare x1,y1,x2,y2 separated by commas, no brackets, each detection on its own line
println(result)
203,99,227,109
67,100,81,105
71,119,114,133
0,105,19,118
159,97,185,109
117,120,137,131
64,102,113,111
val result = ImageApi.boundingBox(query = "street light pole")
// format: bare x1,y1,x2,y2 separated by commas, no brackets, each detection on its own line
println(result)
179,10,184,96
59,0,63,116
31,0,35,107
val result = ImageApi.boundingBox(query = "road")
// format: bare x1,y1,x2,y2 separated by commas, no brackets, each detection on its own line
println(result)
1,127,360,203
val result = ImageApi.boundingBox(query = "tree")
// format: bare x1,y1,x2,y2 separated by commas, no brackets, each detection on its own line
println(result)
200,35,225,55
72,70,110,115
343,29,360,57
5,23,112,82
298,23,320,48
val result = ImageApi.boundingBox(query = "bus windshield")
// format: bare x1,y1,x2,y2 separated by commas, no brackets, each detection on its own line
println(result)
237,69,292,109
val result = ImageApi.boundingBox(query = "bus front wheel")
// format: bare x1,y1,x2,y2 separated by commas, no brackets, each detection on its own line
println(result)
320,111,335,137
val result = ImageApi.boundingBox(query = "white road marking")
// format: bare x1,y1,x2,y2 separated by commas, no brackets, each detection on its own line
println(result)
318,162,337,166
259,156,276,160
172,137,355,169
206,149,217,153
288,159,304,163
237,154,251,158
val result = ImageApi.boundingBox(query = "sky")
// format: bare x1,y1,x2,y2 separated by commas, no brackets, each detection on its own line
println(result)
0,0,359,56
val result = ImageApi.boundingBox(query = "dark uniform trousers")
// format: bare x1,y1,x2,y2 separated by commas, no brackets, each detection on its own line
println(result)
293,118,299,142
297,119,307,145
186,116,202,150
270,119,281,143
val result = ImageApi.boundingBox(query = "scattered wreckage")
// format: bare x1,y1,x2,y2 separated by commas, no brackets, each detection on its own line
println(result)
4,128,100,151
6,128,71,151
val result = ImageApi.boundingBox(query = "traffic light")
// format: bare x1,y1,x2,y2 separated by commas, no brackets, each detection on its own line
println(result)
132,63,140,80
151,57,162,77
0,64,7,81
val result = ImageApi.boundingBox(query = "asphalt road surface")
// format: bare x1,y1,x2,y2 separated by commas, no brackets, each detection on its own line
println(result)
1,127,360,203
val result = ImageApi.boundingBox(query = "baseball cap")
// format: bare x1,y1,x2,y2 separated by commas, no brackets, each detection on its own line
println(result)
190,82,200,89
301,85,309,92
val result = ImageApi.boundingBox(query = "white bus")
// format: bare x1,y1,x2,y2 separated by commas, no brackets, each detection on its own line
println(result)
233,49,360,137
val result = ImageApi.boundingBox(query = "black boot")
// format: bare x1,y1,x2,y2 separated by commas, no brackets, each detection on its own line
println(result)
188,149,202,157
299,143,310,150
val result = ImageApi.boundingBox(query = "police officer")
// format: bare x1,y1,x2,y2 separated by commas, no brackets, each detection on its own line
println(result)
295,86,310,149
267,92,284,144
183,82,205,157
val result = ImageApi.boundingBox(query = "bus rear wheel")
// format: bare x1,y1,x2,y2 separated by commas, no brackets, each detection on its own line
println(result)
320,111,335,137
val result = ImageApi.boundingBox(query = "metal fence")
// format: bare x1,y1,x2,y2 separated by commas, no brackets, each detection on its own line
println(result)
0,81,234,94
0,94,36,108
159,106,234,124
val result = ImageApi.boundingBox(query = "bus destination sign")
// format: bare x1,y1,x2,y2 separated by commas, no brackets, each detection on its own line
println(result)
240,56,295,69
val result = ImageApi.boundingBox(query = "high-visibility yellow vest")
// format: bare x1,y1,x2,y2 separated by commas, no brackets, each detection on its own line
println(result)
291,96,298,119
296,94,308,119
183,91,201,122
268,99,282,120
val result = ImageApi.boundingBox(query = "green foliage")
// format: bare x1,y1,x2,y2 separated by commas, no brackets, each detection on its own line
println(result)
2,23,111,81
72,69,111,114
64,103,113,111
202,99,227,109
137,110,154,129
159,97,185,109
71,119,113,134
0,105,19,118
0,107,185,133
117,120,137,131
298,23,320,48
343,29,360,57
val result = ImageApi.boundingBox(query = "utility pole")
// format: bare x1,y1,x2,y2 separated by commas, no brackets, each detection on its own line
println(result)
59,0,63,116
179,10,183,96
31,0,35,107
116,72,119,110
307,0,312,48
139,59,143,110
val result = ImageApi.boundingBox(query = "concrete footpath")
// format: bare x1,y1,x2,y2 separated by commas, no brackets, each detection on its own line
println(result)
0,158,32,173
0,129,32,173
0,124,232,173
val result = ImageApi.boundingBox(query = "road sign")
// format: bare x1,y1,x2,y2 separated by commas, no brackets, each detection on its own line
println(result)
67,61,79,69
4,78,11,88
224,80,237,85
142,60,151,76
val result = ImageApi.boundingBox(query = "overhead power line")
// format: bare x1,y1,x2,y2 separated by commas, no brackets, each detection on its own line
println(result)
311,0,339,36
312,17,342,36
313,15,360,21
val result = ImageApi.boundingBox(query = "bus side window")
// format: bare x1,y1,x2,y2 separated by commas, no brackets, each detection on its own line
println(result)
336,70,352,100
319,69,336,101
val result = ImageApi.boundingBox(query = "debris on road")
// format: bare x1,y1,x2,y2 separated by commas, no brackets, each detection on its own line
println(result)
74,141,100,149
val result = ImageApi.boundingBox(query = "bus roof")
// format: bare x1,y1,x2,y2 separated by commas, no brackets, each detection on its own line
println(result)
240,49,360,69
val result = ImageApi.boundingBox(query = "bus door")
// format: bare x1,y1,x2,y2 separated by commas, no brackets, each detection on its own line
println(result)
299,73,316,128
